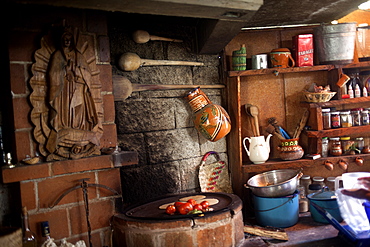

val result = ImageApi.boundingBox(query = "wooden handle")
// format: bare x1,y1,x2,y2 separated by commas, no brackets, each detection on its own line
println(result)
133,30,183,43
140,58,204,67
149,35,183,43
254,117,260,136
293,109,309,139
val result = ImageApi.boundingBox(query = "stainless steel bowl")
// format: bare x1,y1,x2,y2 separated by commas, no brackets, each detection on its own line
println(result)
245,169,302,197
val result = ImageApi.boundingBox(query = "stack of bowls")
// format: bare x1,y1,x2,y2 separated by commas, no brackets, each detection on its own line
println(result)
245,169,302,228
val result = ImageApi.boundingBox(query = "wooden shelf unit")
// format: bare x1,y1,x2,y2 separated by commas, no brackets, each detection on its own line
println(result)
226,60,370,197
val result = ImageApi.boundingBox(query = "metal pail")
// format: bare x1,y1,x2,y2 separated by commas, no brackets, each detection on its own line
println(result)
314,23,357,65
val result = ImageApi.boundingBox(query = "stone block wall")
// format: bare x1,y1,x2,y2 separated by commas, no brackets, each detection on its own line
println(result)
108,13,228,205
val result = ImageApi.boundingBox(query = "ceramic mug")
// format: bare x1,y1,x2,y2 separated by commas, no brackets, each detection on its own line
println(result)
270,48,295,68
252,54,268,69
334,172,370,190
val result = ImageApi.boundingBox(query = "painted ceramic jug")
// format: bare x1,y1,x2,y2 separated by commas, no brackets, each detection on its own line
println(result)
186,87,231,142
278,138,304,160
243,135,272,164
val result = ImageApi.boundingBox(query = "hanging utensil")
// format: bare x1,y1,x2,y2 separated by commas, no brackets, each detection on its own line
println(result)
293,109,309,139
249,105,260,136
113,76,225,100
118,52,204,71
244,104,256,137
132,30,183,44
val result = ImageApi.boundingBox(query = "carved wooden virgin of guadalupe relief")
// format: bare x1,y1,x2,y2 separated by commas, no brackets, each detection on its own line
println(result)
30,24,103,161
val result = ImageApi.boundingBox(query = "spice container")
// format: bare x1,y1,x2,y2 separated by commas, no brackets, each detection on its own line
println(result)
340,136,352,155
330,111,341,128
356,137,365,151
321,137,329,157
351,108,362,126
329,137,342,156
326,177,336,191
362,109,369,125
300,175,312,196
312,176,325,189
340,111,352,127
298,185,309,212
322,108,331,129
308,183,322,195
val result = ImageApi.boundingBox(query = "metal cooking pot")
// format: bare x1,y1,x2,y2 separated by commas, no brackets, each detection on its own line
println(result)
245,169,302,197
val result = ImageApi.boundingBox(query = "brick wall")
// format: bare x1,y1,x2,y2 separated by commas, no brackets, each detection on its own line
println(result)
2,4,127,246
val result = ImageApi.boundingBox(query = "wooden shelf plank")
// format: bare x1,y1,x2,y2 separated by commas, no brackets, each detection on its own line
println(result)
306,125,370,138
242,153,370,174
304,96,370,108
228,65,334,77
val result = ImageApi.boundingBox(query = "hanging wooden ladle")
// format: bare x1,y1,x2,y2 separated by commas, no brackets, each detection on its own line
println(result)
113,75,225,100
132,30,183,44
118,52,204,71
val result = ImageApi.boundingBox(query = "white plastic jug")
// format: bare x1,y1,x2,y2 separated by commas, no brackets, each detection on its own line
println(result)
335,172,370,190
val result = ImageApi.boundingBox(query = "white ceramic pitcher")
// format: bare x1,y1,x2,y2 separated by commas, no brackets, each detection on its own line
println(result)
243,134,272,164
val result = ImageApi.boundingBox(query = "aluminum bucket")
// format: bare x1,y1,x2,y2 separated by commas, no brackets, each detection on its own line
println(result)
314,23,357,65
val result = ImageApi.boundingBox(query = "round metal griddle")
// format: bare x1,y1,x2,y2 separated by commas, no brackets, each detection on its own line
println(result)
124,192,241,220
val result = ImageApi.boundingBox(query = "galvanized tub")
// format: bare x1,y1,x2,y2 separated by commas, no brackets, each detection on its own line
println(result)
314,23,357,65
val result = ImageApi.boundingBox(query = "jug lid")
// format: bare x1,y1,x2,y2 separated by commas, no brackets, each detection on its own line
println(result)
308,187,337,200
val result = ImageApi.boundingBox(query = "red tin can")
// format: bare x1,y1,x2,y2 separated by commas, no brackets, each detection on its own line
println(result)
292,34,314,67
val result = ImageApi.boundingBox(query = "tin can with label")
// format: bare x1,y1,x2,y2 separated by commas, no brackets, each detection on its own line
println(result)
292,34,314,67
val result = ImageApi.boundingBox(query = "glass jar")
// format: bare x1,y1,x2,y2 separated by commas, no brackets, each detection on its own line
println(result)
322,108,331,129
362,110,369,125
340,111,352,127
313,176,325,188
330,111,341,128
340,136,352,155
321,137,329,157
351,108,362,126
356,137,365,151
308,183,322,195
329,137,342,156
326,177,336,191
300,175,311,196
298,186,309,212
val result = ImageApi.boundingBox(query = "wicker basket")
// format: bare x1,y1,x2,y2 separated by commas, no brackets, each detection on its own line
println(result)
303,91,336,103
198,151,233,193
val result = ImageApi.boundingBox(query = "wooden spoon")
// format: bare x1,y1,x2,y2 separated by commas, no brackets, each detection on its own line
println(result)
244,104,256,137
113,76,225,100
249,105,260,136
118,52,204,71
132,30,183,44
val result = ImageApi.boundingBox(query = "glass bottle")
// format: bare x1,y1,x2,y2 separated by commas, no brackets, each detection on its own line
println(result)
22,206,37,247
347,69,362,97
186,87,231,142
340,111,352,128
322,108,331,129
321,137,329,157
308,183,322,195
40,221,56,247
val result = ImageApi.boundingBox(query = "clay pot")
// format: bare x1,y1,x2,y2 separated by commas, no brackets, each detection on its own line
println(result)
278,138,304,160
186,87,231,142
355,157,364,166
338,160,348,171
363,146,370,154
324,160,334,171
